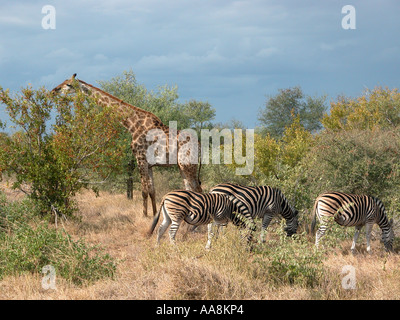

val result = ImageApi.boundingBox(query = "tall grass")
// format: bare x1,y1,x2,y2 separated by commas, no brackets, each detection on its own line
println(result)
0,191,116,285
1,184,400,299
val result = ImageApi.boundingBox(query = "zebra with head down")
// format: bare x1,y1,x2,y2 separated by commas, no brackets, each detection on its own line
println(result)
148,190,242,249
311,191,394,253
209,183,299,243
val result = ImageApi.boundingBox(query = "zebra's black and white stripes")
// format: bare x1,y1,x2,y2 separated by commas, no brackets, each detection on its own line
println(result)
148,190,235,249
311,192,394,252
209,183,299,243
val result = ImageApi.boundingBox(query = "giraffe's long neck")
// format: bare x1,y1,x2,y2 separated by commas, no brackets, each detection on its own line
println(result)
77,79,164,131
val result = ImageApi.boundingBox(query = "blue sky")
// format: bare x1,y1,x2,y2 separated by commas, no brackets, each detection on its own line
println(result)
1,0,399,128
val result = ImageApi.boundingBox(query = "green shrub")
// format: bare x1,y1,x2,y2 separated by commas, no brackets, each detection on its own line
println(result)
253,222,326,288
0,192,116,285
0,86,124,217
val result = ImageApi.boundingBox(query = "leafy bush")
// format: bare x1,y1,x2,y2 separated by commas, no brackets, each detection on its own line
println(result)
0,86,125,217
0,192,116,285
322,87,400,131
301,128,400,212
253,223,325,288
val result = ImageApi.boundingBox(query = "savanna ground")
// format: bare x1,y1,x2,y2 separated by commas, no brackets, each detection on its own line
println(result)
1,174,400,300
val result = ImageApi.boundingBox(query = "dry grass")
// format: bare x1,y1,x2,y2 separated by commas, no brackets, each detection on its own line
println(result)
1,179,400,300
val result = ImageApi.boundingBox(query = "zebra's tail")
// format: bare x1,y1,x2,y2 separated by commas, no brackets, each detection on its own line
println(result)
148,202,163,237
310,199,319,235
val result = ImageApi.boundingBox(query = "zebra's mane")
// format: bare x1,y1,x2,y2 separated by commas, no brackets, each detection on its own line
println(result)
273,187,296,214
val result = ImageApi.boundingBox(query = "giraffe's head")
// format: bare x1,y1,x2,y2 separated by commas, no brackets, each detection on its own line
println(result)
51,73,81,94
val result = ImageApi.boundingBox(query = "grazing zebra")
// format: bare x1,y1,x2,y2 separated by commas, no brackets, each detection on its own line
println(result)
209,183,299,243
148,190,236,249
311,192,394,253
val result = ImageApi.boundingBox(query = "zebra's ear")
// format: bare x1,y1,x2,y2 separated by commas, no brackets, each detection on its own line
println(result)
389,218,394,226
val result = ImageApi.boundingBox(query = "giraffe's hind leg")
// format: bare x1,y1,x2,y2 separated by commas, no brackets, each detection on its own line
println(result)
137,159,151,217
147,167,157,216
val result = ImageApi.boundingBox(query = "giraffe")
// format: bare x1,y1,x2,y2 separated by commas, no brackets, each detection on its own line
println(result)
51,74,202,216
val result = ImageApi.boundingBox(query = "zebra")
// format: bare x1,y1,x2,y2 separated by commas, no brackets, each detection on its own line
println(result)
148,190,236,249
209,183,299,243
310,192,394,253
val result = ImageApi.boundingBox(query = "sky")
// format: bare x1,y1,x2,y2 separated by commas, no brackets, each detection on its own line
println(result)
0,0,399,129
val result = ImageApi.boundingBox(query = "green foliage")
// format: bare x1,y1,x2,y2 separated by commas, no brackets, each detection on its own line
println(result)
280,114,314,168
258,86,327,138
0,85,124,217
253,86,400,239
302,128,400,211
182,99,216,132
322,87,400,131
253,223,325,287
254,132,280,178
0,193,116,285
97,69,216,132
254,114,314,180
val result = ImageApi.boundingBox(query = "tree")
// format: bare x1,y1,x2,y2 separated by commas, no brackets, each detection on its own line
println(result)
181,99,216,133
258,86,327,138
0,85,124,217
97,69,147,108
301,128,400,213
254,132,280,178
254,114,313,179
322,87,400,131
98,70,217,132
98,69,186,128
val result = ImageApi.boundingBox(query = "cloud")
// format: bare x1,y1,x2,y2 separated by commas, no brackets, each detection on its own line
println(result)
319,40,356,52
256,47,279,58
44,48,84,60
0,2,41,28
0,16,29,26
0,0,399,129
134,49,227,74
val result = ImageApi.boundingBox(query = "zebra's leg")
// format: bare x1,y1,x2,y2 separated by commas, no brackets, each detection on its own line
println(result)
168,219,183,245
260,213,273,243
205,222,227,250
351,226,362,254
244,216,257,246
365,222,374,253
315,216,330,249
235,210,257,246
217,224,228,240
205,222,215,250
157,205,171,245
